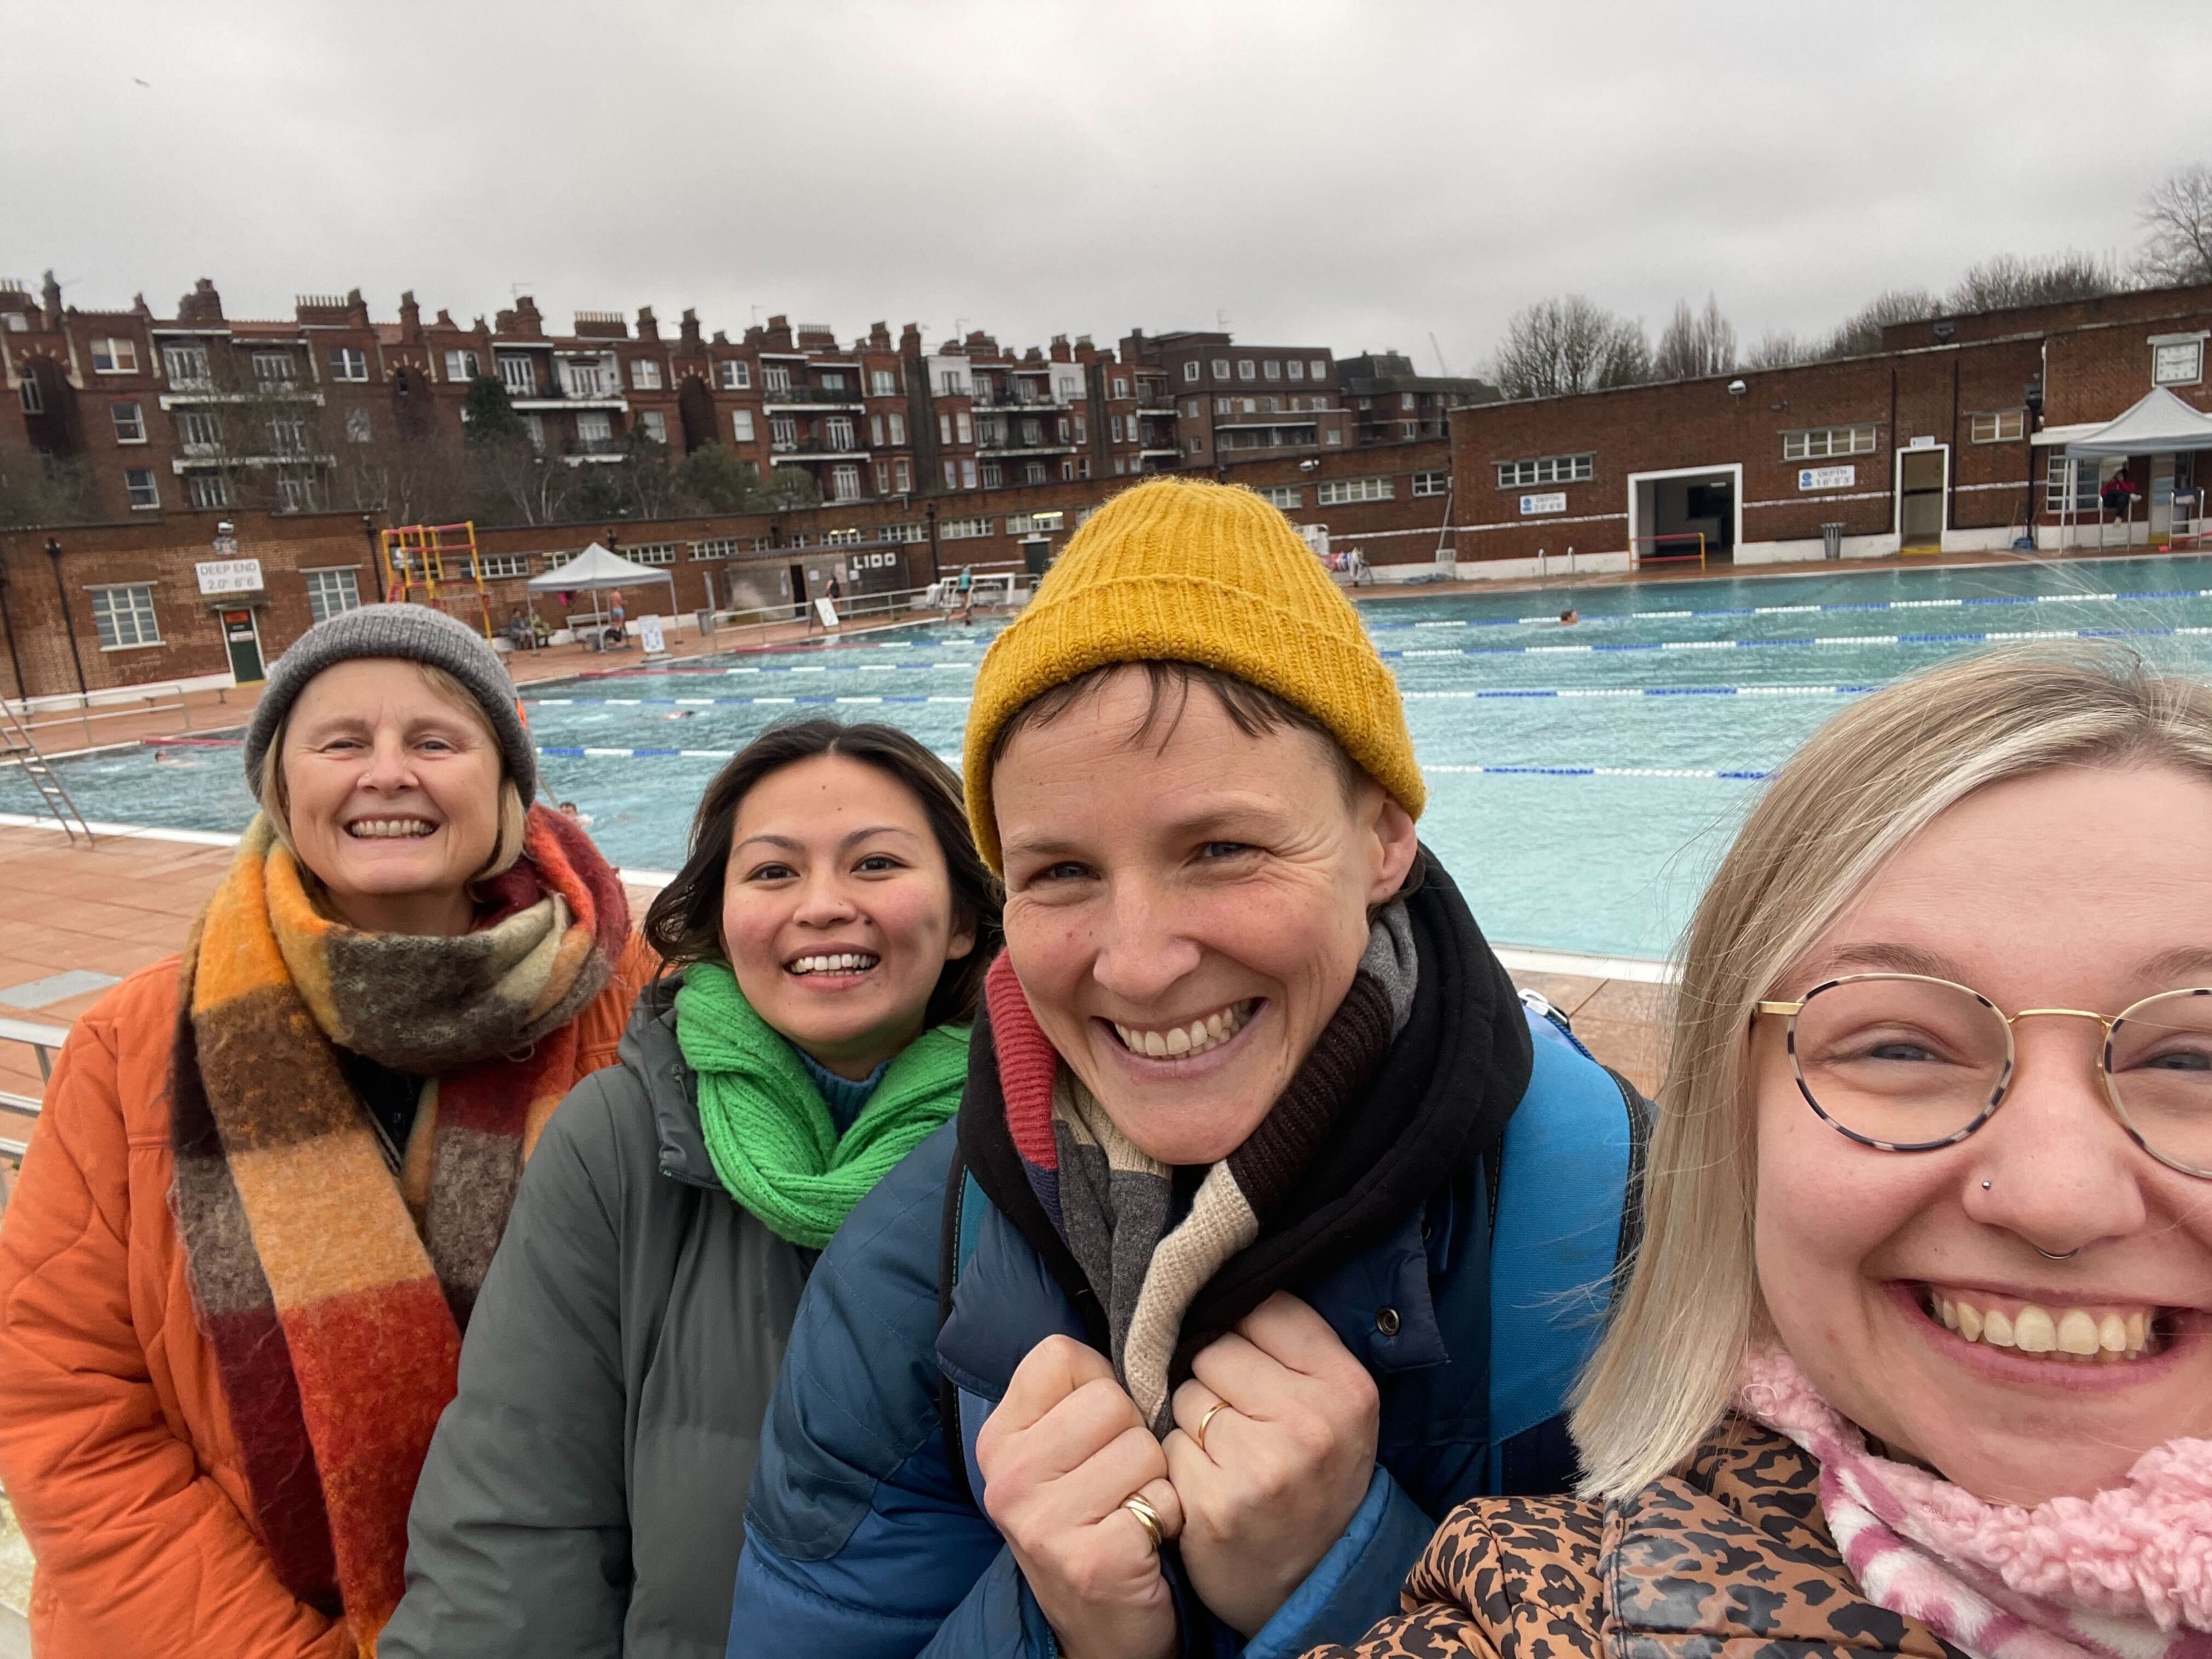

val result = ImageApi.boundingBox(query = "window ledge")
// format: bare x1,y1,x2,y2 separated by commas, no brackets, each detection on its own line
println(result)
99,641,165,652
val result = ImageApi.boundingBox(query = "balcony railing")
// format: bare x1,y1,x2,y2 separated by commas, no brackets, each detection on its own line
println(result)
761,385,869,406
571,435,622,456
770,438,871,457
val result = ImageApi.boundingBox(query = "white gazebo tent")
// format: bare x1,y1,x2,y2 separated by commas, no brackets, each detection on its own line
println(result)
525,541,680,641
2051,388,2212,549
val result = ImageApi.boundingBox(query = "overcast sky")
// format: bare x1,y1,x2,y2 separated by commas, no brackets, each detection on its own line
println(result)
7,1,2207,374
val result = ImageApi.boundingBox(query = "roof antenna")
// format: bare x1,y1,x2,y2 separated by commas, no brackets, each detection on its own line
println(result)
1430,332,1450,376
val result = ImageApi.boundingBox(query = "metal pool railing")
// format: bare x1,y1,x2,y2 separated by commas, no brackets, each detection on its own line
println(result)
0,1013,67,1169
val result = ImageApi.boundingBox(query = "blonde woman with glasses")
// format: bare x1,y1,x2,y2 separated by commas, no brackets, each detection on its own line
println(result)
1315,645,2212,1659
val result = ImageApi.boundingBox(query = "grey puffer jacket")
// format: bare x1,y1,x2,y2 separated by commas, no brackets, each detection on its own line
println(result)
382,971,811,1659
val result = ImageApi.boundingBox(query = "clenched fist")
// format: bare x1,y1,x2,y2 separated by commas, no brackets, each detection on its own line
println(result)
1162,1292,1381,1636
977,1335,1185,1659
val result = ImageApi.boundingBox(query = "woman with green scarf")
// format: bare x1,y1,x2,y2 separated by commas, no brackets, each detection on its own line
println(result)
382,720,1001,1659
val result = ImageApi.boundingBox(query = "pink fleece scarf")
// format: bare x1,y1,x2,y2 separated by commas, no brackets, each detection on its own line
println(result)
1737,1347,2212,1659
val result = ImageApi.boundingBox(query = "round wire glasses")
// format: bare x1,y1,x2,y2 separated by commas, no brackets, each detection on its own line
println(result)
1754,972,2212,1177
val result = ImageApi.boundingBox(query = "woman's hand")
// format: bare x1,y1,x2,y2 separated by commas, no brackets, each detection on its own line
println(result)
977,1336,1184,1659
1163,1292,1381,1637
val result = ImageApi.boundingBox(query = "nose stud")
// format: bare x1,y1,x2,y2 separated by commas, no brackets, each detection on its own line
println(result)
1981,1180,1992,1191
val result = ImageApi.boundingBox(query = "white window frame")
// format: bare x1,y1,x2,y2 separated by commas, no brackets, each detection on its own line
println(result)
476,553,529,579
627,543,677,566
1309,359,1328,380
1782,425,1879,461
1181,361,1199,382
719,359,752,389
871,368,898,396
442,349,479,384
1495,453,1595,488
693,537,739,560
304,567,362,623
110,401,146,444
90,338,139,374
252,350,297,388
328,346,369,382
894,457,911,492
565,360,605,397
955,411,974,444
888,412,905,444
732,409,756,442
123,467,160,509
1411,471,1449,497
164,343,211,387
88,582,161,649
498,354,537,396
188,472,230,509
577,411,614,445
1318,476,1396,506
1263,361,1281,381
179,410,222,450
1969,410,2025,444
1256,484,1301,508
630,359,663,391
1237,359,1255,381
17,377,41,415
830,464,862,502
961,458,978,489
1286,361,1305,381
827,416,856,450
763,365,793,393
638,409,667,445
343,406,376,444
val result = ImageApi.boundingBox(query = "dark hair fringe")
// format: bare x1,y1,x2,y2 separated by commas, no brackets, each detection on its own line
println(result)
643,719,1004,1028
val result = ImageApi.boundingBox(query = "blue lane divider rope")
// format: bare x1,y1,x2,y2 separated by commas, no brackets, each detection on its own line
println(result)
1366,586,2212,635
525,683,1885,710
534,744,1772,779
1380,626,2212,660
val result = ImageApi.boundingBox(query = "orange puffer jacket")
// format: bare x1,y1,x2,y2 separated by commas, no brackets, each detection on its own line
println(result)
0,935,654,1659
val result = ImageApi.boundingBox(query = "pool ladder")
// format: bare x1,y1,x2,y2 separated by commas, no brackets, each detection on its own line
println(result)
0,702,93,846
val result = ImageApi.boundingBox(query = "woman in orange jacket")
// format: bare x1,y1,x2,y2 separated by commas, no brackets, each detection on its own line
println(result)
0,606,650,1658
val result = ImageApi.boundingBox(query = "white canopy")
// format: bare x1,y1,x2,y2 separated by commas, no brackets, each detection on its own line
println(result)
2063,388,2212,459
525,541,679,597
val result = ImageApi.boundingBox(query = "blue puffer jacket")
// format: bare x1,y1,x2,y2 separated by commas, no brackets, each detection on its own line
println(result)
731,1003,1640,1658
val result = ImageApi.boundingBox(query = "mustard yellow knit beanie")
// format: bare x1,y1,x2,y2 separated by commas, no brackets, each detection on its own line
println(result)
963,478,1423,870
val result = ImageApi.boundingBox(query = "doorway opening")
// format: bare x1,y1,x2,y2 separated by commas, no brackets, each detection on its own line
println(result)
1627,464,1741,566
221,608,264,684
1896,445,1948,551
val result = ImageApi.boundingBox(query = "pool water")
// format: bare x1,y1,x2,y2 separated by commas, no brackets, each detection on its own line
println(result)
16,555,2212,960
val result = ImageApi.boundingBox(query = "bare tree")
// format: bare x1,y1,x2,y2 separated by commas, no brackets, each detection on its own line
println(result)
1490,296,1651,399
1652,294,1737,381
0,446,101,528
1743,331,1817,370
1819,287,1938,359
2138,162,2212,286
1948,252,2117,314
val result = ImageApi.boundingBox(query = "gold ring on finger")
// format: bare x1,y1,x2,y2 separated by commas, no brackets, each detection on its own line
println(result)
1121,1494,1163,1552
1196,1400,1228,1455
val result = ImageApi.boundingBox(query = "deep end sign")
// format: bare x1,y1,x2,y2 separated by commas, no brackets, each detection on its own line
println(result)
1797,465,1856,491
1518,492,1567,515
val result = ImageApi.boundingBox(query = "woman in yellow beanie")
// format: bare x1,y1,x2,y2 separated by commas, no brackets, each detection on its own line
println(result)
732,479,1647,1659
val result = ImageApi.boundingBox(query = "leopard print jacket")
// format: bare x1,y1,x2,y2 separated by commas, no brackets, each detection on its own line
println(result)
1306,1418,1961,1659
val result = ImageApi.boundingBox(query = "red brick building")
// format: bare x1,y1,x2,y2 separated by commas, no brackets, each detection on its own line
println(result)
1446,282,2211,572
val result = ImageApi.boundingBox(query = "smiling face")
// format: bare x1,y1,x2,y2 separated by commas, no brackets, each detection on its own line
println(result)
991,667,1419,1166
1755,764,2212,1505
720,752,976,1080
279,657,506,937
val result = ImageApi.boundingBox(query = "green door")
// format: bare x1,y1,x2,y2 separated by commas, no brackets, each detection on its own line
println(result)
222,609,264,683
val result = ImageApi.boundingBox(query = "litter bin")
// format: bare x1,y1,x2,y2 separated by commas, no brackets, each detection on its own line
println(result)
1820,522,1845,561
695,608,717,637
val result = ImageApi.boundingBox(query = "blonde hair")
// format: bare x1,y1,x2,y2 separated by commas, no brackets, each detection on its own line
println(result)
1571,645,2212,1499
258,661,528,884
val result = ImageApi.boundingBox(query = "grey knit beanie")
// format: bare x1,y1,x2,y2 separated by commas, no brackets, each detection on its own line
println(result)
243,603,536,800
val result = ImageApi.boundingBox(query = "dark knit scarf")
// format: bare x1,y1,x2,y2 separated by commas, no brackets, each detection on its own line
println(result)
169,805,628,1650
959,850,1532,1434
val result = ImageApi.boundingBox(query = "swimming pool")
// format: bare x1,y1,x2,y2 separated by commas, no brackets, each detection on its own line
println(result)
16,554,2212,959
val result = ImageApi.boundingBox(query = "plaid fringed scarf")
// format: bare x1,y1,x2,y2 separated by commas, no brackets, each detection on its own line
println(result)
170,805,627,1650
984,906,1419,1433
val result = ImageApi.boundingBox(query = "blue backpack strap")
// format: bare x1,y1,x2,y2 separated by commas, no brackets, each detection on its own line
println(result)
1486,1001,1648,1493
937,1154,992,1507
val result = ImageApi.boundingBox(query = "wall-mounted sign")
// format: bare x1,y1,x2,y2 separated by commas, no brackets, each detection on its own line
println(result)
1798,465,1856,491
195,558,263,596
1520,492,1567,516
1907,435,1938,449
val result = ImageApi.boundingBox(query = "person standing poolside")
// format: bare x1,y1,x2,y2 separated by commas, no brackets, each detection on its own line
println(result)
1316,646,2212,1659
384,721,1002,1659
0,605,651,1659
732,479,1645,1657
608,589,628,649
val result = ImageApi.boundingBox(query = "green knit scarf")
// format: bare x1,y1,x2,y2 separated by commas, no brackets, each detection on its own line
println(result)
674,960,970,1249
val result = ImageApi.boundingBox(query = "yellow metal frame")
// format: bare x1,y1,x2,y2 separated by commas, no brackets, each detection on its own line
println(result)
377,521,494,637
1633,531,1707,570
